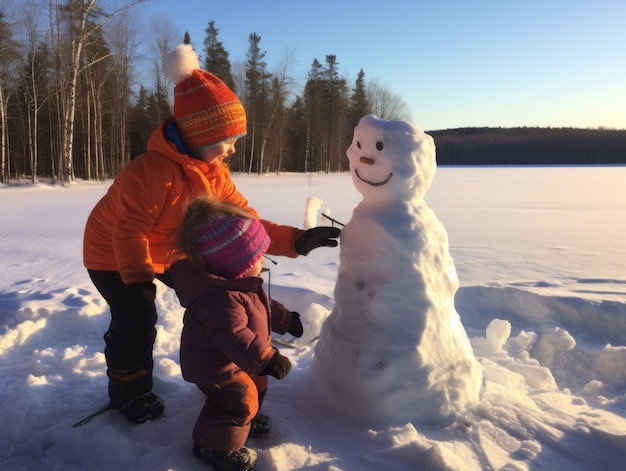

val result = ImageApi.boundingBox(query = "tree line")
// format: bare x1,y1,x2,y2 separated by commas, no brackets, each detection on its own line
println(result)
431,127,626,165
0,1,411,184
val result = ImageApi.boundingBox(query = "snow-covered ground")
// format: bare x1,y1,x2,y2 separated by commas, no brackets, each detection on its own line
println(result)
1,166,625,470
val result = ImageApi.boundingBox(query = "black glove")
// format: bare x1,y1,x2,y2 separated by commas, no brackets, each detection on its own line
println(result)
287,312,303,338
294,226,341,256
258,349,291,379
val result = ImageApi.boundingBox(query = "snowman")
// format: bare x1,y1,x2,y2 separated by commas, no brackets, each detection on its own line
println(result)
312,114,483,425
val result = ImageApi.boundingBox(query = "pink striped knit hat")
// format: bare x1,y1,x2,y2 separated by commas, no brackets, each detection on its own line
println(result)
194,212,270,279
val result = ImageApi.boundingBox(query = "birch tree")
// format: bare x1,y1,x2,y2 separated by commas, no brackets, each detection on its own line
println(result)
0,11,21,183
366,78,412,121
150,14,178,114
51,0,144,183
51,0,97,183
81,29,111,181
105,10,138,177
17,0,49,183
261,49,296,173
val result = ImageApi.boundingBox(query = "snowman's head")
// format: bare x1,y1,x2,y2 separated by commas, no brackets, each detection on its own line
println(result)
346,114,436,202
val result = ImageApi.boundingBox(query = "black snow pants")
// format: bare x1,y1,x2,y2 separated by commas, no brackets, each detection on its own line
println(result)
88,269,171,404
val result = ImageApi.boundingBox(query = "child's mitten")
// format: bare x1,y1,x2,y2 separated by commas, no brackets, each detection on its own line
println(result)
258,349,291,379
288,312,303,337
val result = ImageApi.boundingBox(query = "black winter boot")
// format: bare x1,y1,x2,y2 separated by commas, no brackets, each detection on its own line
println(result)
112,392,164,424
107,361,163,423
193,444,257,471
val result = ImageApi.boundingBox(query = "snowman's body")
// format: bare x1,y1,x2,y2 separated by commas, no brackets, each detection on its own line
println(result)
313,115,482,425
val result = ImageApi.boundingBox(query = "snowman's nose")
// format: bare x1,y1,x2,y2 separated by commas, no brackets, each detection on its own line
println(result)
359,156,374,166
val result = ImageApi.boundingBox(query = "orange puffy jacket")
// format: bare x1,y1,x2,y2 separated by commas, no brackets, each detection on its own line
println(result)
83,118,301,285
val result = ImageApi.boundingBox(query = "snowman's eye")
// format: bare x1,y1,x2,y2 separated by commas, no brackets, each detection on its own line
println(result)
356,141,361,149
376,141,384,151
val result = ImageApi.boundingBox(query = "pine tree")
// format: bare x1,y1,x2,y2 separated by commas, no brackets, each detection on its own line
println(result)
203,21,235,91
350,69,369,127
302,59,324,172
322,55,350,172
244,32,271,174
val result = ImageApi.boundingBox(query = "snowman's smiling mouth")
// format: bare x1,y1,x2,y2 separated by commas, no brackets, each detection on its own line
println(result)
354,168,393,186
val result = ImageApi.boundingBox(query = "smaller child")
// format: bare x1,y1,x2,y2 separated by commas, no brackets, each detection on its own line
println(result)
169,197,303,471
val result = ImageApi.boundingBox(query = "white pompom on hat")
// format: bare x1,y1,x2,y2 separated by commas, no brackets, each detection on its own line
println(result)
163,44,201,84
163,44,247,153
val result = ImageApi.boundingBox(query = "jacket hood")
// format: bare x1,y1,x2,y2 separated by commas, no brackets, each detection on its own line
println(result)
169,258,264,308
147,118,230,180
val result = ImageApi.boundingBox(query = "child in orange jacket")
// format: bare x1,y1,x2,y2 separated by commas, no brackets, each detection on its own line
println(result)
82,44,339,424
170,197,301,471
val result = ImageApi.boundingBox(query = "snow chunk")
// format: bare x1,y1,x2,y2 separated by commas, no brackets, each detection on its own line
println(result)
304,197,324,229
486,319,511,351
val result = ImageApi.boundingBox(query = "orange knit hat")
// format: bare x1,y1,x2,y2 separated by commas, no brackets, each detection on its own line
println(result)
164,44,247,154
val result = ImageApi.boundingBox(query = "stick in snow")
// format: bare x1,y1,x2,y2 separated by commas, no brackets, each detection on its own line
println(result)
271,337,298,349
71,404,111,427
271,336,320,349
321,213,345,227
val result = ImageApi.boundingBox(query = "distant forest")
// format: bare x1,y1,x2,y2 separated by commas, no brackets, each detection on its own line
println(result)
430,127,626,165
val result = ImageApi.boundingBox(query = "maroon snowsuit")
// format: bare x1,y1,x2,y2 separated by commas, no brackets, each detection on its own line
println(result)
169,259,292,450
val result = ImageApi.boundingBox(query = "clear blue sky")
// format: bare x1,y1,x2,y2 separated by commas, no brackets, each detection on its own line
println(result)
143,0,626,131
